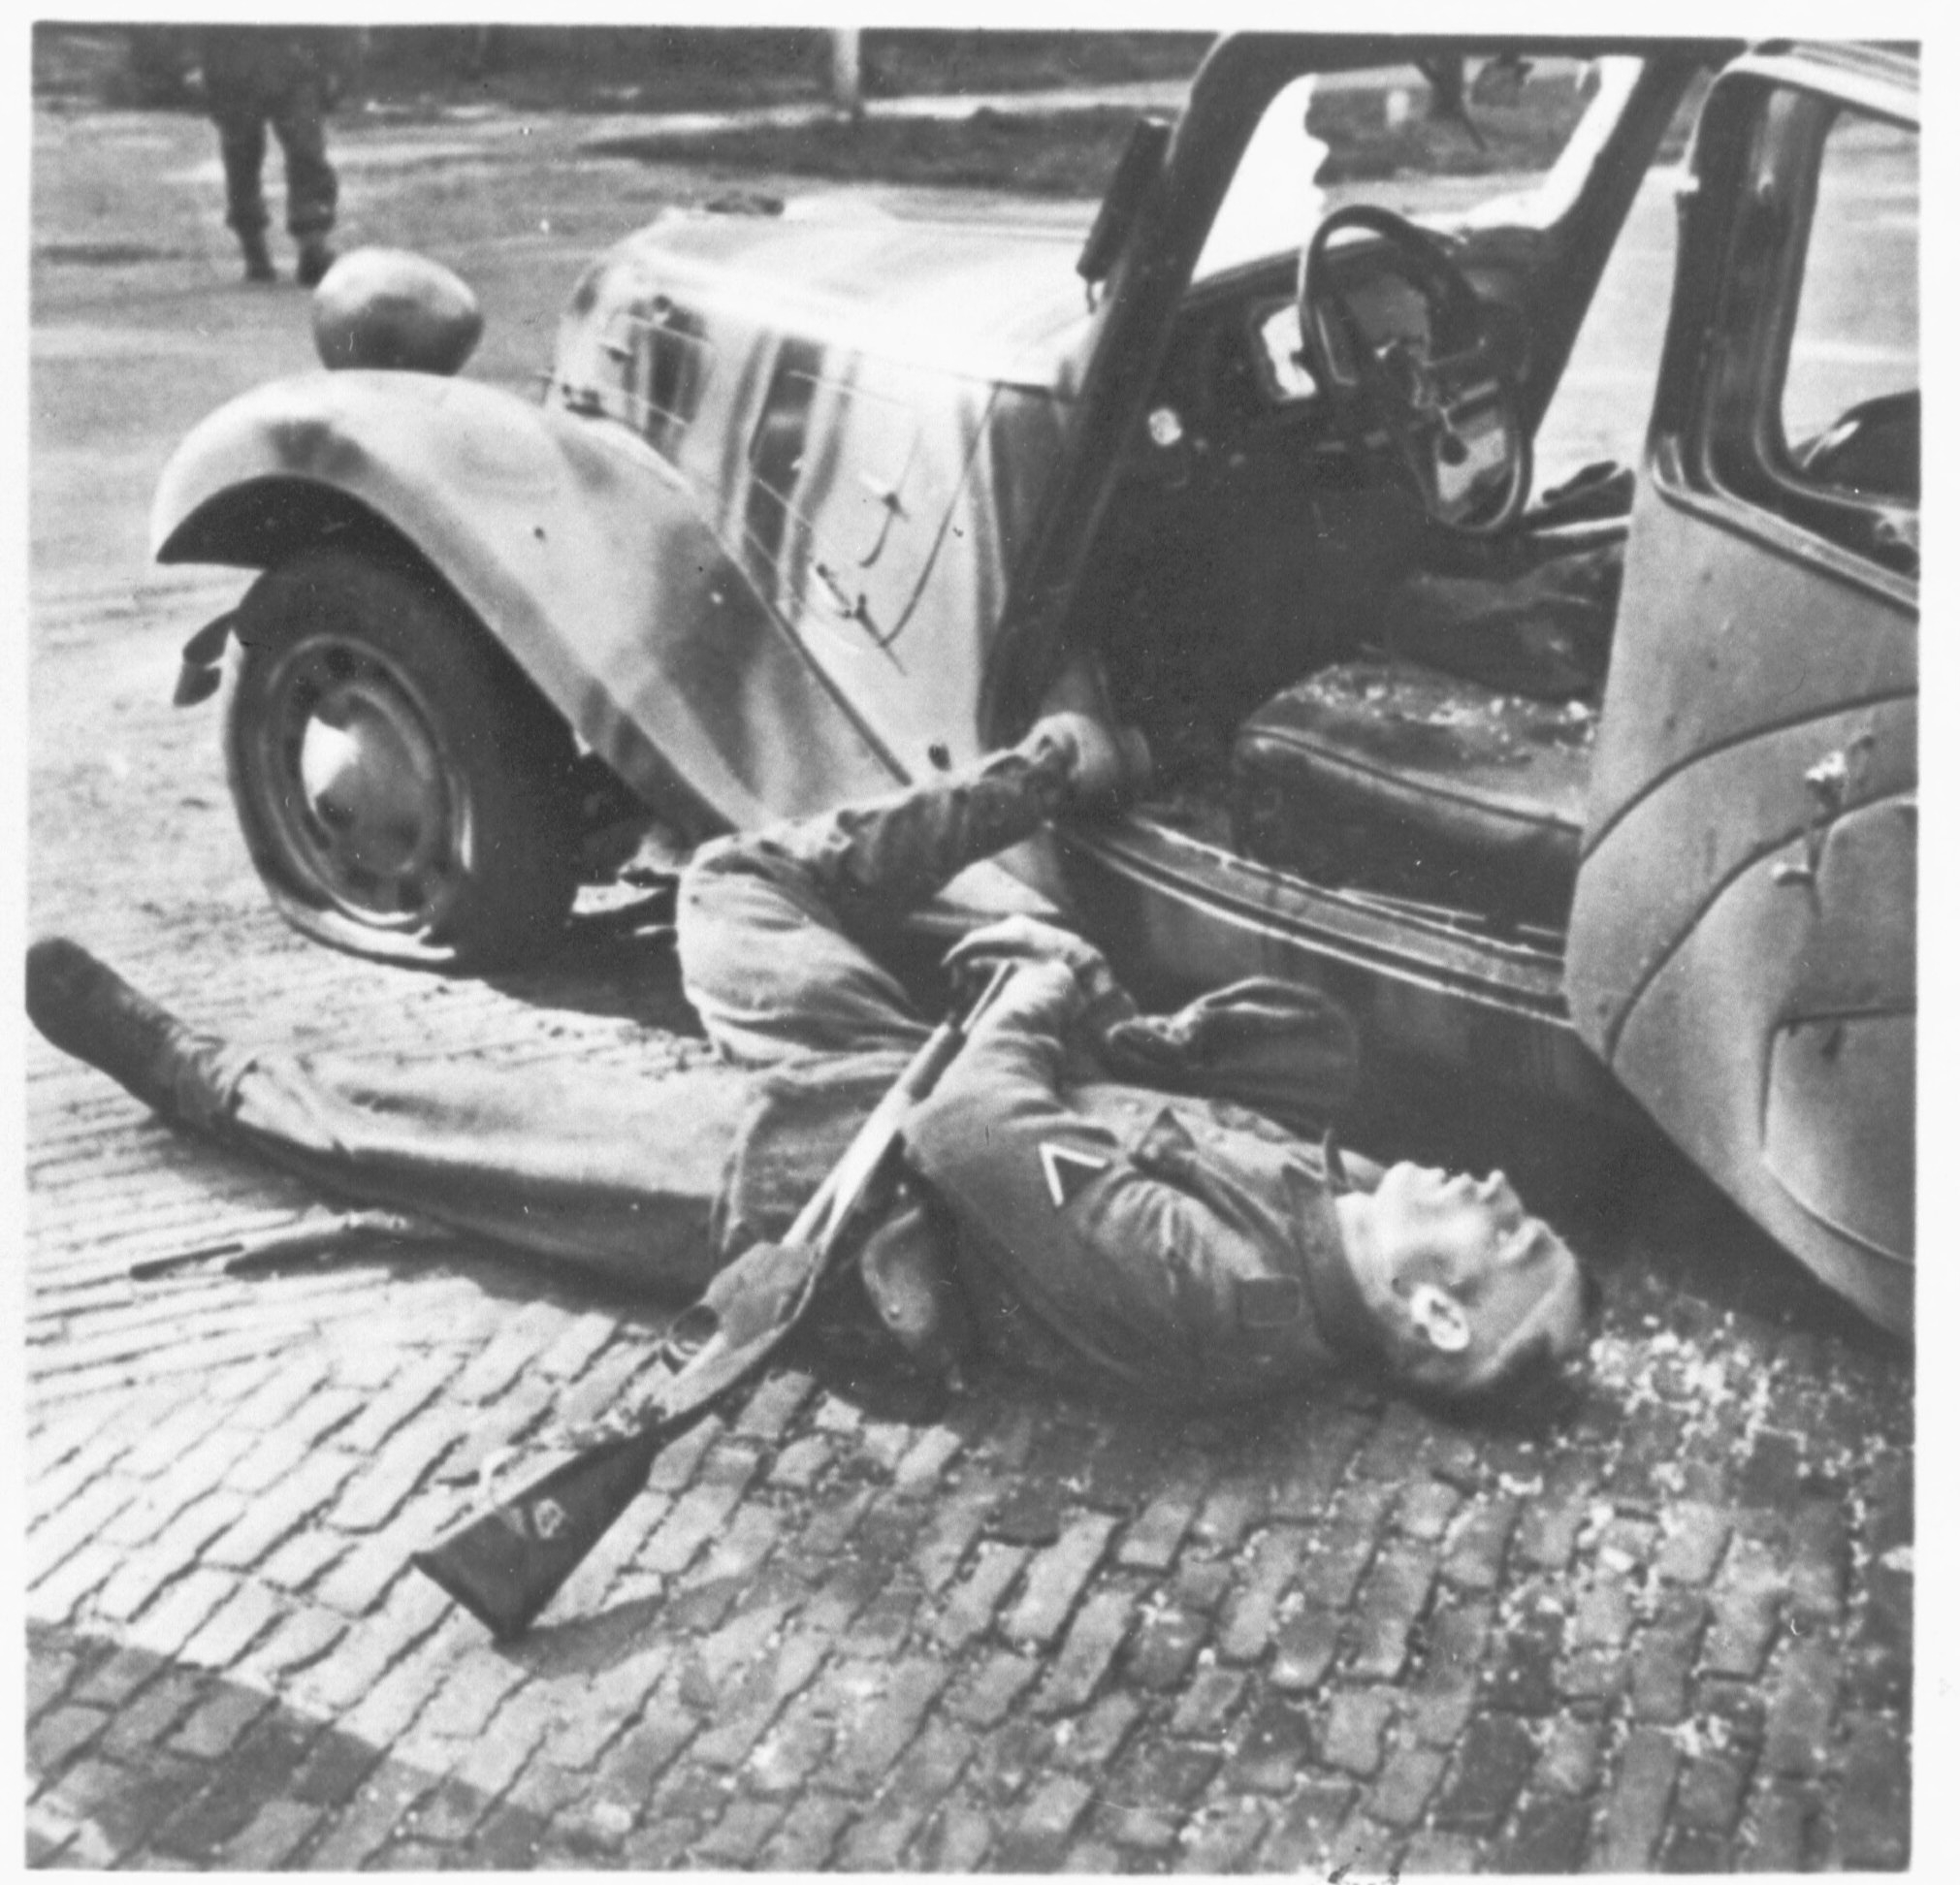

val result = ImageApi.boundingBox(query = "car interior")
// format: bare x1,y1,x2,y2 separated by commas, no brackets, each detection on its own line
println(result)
1076,221,1640,951
1067,60,1917,955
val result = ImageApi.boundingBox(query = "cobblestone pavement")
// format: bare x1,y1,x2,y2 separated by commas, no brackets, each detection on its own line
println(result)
23,578,1917,1873
28,92,1914,1874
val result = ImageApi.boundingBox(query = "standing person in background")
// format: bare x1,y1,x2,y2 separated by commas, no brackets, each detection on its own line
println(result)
196,26,347,287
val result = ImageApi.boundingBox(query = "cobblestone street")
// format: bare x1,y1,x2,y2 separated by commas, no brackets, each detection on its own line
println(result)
27,79,1915,1872
25,898,1916,1869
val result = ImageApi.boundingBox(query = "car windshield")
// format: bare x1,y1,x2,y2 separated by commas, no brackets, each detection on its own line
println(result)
1193,55,1715,494
1196,54,1636,282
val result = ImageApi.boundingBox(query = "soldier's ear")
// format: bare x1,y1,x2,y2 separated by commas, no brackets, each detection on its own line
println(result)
1408,1283,1470,1354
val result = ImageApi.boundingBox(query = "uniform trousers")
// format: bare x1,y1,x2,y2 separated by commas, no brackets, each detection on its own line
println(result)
200,29,340,242
122,741,1073,1295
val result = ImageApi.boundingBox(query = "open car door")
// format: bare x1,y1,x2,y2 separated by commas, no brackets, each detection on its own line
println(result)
1566,47,1917,1334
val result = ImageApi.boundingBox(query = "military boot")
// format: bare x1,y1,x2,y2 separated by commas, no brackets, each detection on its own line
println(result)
239,231,276,283
26,939,235,1125
296,238,338,288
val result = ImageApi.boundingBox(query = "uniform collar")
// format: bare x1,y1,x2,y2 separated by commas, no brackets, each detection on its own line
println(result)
1289,1153,1384,1365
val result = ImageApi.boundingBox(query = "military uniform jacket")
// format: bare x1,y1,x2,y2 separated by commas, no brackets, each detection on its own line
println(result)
904,962,1379,1405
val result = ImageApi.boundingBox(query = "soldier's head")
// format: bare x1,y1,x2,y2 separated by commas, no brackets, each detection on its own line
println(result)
1333,1162,1589,1399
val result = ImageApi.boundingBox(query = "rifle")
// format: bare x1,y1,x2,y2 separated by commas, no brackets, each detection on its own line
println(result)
129,1207,450,1281
411,960,1013,1639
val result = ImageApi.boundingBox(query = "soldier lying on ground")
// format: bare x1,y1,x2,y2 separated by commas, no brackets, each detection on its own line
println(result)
27,707,1588,1408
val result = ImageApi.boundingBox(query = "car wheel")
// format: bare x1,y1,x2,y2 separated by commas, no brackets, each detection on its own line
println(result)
224,548,579,969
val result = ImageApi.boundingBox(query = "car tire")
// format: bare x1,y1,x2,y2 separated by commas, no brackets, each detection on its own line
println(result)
224,548,580,970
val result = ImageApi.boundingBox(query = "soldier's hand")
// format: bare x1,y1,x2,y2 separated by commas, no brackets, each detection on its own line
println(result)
945,913,1101,983
943,916,1136,1034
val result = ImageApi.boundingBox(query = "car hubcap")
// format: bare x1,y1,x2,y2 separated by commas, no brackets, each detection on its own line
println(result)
258,636,466,929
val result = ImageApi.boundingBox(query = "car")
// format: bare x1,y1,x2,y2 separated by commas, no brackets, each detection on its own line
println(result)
149,35,1916,1334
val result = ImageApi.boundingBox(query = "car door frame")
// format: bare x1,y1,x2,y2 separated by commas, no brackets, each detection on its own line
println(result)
1031,37,1721,1119
1564,42,1918,1332
982,34,1723,743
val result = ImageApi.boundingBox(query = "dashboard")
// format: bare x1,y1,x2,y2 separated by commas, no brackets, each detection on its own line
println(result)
1254,300,1318,401
1141,254,1333,449
1136,233,1531,482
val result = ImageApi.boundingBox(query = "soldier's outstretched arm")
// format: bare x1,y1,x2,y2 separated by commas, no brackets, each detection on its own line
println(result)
679,717,1145,1068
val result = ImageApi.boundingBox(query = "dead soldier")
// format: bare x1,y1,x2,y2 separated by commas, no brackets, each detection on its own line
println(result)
27,706,1587,1407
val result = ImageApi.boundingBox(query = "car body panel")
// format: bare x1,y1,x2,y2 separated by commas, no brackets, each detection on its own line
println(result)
1583,485,1915,842
555,212,1097,397
1565,49,1916,1330
1568,507,1914,1053
1600,802,1913,1331
151,369,901,831
1052,816,1622,1117
546,216,1087,783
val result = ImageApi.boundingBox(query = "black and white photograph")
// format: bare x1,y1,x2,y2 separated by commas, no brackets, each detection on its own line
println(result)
23,14,1923,1872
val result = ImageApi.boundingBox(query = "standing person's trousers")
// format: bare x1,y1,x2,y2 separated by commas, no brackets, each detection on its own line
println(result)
201,30,339,242
76,739,1074,1294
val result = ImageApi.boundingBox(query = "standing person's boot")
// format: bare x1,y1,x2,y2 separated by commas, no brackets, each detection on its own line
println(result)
296,237,337,288
240,230,276,283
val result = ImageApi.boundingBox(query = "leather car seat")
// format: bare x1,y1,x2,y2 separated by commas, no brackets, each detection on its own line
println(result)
1230,661,1596,925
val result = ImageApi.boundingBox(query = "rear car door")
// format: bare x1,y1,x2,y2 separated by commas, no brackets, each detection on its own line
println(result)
1566,47,1917,1332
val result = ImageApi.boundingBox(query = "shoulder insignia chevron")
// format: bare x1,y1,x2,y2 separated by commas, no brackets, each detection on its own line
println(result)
1040,1141,1109,1209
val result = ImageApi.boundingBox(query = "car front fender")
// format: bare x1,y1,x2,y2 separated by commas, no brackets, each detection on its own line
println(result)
151,370,900,832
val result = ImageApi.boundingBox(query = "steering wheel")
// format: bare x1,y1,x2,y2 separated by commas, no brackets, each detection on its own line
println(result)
1299,205,1529,538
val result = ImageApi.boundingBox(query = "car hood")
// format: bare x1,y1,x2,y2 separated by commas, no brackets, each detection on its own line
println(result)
574,208,1097,395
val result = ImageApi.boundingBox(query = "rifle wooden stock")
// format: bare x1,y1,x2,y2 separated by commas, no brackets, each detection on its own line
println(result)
408,1232,816,1639
411,1417,691,1640
412,961,1012,1639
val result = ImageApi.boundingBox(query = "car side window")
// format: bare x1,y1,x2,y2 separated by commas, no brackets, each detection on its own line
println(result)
1708,86,1917,573
1780,107,1916,490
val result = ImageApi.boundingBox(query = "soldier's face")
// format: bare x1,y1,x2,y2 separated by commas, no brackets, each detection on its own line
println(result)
1373,1163,1529,1253
1344,1163,1587,1390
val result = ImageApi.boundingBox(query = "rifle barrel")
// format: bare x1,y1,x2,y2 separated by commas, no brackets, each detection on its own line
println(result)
129,1208,442,1281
